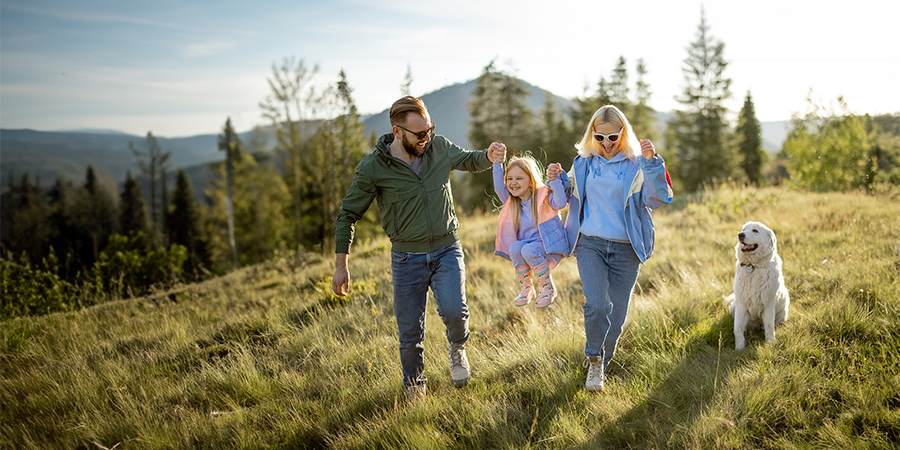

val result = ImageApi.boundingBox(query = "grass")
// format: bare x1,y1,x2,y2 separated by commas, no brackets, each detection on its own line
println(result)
2,185,899,449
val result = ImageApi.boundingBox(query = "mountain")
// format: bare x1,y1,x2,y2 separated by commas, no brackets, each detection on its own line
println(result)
1,78,792,194
362,78,574,149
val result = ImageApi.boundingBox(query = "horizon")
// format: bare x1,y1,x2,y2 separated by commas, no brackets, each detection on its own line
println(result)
2,0,899,138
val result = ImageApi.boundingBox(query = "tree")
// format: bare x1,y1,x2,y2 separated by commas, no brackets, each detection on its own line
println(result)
130,131,171,243
630,58,658,144
120,171,149,241
608,56,630,114
667,7,735,192
259,57,319,249
168,170,210,280
783,95,871,191
736,91,766,185
401,63,414,96
218,118,241,268
8,174,54,265
534,92,573,167
73,165,118,265
467,61,533,209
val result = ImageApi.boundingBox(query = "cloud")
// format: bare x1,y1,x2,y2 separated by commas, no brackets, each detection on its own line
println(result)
180,40,239,59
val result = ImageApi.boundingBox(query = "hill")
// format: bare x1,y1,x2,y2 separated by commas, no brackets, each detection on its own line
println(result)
0,78,792,191
2,186,898,448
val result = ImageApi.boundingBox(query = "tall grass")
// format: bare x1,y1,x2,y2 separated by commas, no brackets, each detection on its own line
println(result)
2,186,899,449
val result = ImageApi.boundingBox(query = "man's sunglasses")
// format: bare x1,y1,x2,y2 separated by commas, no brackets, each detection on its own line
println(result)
592,129,622,143
397,123,436,140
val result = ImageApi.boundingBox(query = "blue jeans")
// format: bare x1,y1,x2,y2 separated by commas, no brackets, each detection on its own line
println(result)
575,235,641,370
391,242,469,386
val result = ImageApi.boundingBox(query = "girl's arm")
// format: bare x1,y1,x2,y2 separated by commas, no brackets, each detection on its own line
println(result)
547,175,567,210
493,162,509,203
638,155,674,208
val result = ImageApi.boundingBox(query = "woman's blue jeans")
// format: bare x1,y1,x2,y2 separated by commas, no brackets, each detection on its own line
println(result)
575,235,641,370
391,242,469,386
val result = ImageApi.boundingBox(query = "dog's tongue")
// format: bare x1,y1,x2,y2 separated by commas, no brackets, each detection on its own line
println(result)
742,244,755,251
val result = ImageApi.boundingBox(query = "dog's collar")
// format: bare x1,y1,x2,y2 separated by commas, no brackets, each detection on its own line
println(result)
740,262,754,273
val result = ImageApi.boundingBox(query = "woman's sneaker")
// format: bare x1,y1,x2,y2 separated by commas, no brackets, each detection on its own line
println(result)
584,357,605,391
448,342,470,387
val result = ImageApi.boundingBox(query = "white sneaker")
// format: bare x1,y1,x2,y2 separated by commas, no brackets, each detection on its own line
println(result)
448,342,470,387
584,357,605,392
405,383,426,402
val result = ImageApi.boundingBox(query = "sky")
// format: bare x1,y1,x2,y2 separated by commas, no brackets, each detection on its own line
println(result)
2,0,899,138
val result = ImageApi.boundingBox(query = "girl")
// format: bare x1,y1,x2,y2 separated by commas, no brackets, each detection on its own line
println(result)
493,155,569,308
550,105,673,391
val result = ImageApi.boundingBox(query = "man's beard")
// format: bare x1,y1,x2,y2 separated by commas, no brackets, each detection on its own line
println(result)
402,134,426,157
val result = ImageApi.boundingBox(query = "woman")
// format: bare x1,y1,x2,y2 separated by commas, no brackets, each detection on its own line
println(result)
548,105,673,391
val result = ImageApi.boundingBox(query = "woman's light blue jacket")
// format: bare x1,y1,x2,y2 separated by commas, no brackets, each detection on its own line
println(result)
563,154,674,264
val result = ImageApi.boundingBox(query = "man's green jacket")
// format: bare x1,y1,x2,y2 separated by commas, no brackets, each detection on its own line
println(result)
334,133,491,254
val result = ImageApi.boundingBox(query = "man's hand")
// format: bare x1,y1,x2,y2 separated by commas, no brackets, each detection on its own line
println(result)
546,162,562,181
488,142,507,163
640,139,657,160
333,253,350,296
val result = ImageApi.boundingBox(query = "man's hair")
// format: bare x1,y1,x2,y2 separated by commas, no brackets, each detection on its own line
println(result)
390,96,428,126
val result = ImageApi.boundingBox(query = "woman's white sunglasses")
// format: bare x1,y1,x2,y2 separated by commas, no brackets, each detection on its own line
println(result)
592,129,622,143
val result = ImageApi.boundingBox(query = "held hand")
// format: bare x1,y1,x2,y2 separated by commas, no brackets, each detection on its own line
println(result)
640,139,657,160
488,142,507,163
546,162,562,181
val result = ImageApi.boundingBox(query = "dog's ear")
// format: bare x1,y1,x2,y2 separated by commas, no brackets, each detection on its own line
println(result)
768,227,777,250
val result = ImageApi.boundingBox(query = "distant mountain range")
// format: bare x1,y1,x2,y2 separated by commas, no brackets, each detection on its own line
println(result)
0,78,791,194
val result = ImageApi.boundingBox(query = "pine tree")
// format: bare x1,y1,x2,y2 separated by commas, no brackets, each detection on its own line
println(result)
630,58,658,143
609,56,630,114
667,7,736,192
467,61,533,209
168,170,210,280
736,91,766,185
74,165,118,265
401,63,413,96
120,171,149,241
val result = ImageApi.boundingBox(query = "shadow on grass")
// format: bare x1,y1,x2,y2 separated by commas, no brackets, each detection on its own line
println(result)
575,312,761,449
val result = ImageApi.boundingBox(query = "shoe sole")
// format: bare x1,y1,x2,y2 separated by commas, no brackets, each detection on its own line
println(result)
452,378,469,388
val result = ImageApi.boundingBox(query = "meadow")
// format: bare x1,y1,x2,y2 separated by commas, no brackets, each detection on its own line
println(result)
2,185,899,449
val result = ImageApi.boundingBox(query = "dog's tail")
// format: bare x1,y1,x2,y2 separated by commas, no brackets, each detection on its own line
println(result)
724,293,736,316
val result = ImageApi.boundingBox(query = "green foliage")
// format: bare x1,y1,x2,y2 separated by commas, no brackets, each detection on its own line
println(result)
0,250,77,319
168,170,211,280
667,8,737,192
783,95,871,191
736,91,766,185
87,233,187,298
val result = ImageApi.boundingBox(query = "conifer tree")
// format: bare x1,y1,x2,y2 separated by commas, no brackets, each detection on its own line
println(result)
168,169,210,279
401,63,414,96
667,7,736,191
609,56,630,114
736,91,766,185
75,165,117,265
630,58,658,144
130,131,171,243
120,171,149,241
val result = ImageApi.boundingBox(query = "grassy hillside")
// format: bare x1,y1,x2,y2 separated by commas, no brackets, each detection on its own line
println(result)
2,186,899,449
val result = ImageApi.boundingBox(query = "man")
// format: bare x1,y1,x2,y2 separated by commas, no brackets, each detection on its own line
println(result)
333,96,506,402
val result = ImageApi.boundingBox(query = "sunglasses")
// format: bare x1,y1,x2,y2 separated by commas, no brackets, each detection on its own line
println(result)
592,129,622,143
397,123,436,141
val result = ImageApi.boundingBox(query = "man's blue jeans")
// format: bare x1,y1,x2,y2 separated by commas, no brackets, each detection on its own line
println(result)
391,242,469,386
575,235,641,370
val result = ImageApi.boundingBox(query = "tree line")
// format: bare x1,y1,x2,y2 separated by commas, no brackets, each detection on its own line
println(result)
2,9,898,319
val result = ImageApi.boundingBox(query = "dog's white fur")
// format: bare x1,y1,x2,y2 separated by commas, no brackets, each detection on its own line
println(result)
725,221,790,350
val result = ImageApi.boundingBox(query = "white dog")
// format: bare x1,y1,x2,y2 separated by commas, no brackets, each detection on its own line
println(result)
725,221,790,350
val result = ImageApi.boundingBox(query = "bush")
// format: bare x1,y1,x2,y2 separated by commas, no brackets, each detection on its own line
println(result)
1,250,77,319
86,233,188,298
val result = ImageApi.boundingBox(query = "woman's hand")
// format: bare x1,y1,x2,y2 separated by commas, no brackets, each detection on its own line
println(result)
640,139,657,159
547,162,562,181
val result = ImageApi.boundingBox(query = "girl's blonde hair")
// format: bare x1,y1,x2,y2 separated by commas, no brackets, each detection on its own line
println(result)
574,105,640,160
505,155,545,231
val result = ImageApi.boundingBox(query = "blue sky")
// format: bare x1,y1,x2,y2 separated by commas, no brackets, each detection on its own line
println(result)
2,0,898,137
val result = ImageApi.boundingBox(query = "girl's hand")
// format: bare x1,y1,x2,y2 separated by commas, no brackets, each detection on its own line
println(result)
488,142,507,163
547,162,562,181
640,139,657,159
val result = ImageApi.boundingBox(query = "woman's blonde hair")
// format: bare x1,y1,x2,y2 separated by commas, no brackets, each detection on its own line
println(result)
504,155,545,231
574,105,640,160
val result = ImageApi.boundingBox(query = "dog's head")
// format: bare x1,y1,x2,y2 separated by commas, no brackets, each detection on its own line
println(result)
735,221,777,264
